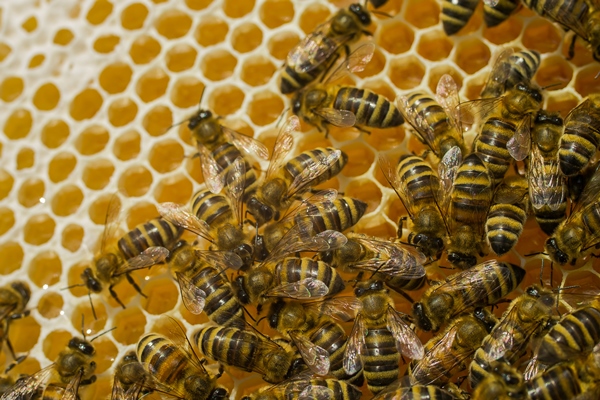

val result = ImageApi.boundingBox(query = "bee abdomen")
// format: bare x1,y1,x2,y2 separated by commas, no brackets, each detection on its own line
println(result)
212,143,259,198
334,87,403,128
300,197,368,234
137,334,189,386
118,218,183,261
526,364,583,400
196,326,258,371
192,189,233,226
285,147,348,190
486,203,527,255
441,0,479,35
277,258,346,296
474,118,514,185
363,329,400,394
397,156,438,204
483,0,519,27
280,64,325,94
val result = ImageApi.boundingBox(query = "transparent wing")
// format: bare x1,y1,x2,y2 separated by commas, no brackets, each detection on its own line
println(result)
507,117,531,161
528,146,567,211
576,163,600,210
387,306,425,360
265,278,329,299
61,369,83,400
176,272,207,315
396,94,439,154
538,1,589,40
198,144,225,194
287,20,344,73
275,189,339,228
290,331,330,376
222,125,269,160
315,108,357,127
110,375,126,400
158,316,208,379
484,0,500,7
314,230,348,251
265,116,298,182
436,74,463,133
377,154,415,219
224,157,246,226
262,219,316,264
195,249,244,271
349,235,426,278
344,314,366,375
303,296,362,322
438,146,462,213
481,48,515,98
1,365,53,400
157,202,214,243
324,42,376,84
114,246,170,275
100,194,122,254
287,150,342,199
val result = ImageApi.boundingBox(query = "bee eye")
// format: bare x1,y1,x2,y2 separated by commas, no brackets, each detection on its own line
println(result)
354,287,364,296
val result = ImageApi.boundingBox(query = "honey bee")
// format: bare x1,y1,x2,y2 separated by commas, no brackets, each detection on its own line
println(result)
0,376,14,397
440,0,478,35
371,382,463,400
558,94,600,177
545,162,600,266
568,159,599,203
471,361,527,399
281,2,373,94
136,320,228,400
268,298,364,385
412,260,526,332
0,281,30,369
241,375,363,400
397,74,467,160
410,308,498,386
481,48,541,99
111,351,150,400
344,280,424,394
469,285,557,389
483,0,521,28
485,174,529,256
245,116,348,227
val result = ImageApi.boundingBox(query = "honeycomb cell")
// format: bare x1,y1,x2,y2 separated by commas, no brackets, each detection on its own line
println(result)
377,21,414,54
9,315,40,353
574,65,600,98
545,92,580,118
99,62,133,94
170,77,204,109
93,338,119,374
417,31,454,61
107,97,137,127
165,43,197,72
522,19,561,54
149,140,184,174
28,250,62,288
195,17,229,47
404,0,439,28
142,105,173,136
38,292,64,319
48,151,77,183
23,214,55,245
454,38,490,75
41,119,70,148
562,36,594,67
53,28,74,45
0,43,11,62
16,147,34,170
483,16,523,45
118,165,153,197
185,0,213,10
201,49,237,81
535,55,573,91
260,0,294,28
136,67,169,102
141,278,178,315
67,261,90,298
231,23,263,53
154,174,193,204
268,31,300,60
0,207,15,236
4,108,32,139
22,16,38,32
43,330,71,361
0,76,24,102
428,66,463,94
28,53,45,68
61,223,84,252
355,48,386,79
51,184,84,216
389,55,426,90
113,129,141,160
82,159,115,190
18,178,45,208
93,34,120,53
0,169,14,200
70,88,103,121
155,9,192,39
464,74,486,100
223,0,255,18
32,82,60,110
298,3,330,34
247,91,284,126
89,193,121,225
113,307,147,345
129,34,161,64
241,55,276,86
75,124,109,155
0,242,23,275
72,302,108,336
185,154,203,185
121,2,148,30
126,201,158,229
341,142,375,177
86,0,113,25
365,125,406,152
209,85,245,116
346,179,382,214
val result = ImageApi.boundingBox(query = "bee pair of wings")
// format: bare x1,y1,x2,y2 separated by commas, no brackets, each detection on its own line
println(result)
0,364,79,400
251,372,341,400
343,305,424,376
566,162,600,250
528,146,567,211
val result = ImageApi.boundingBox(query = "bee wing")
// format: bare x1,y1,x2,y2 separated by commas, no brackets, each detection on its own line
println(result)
387,307,424,360
315,108,357,128
481,48,515,97
276,189,339,228
436,74,464,133
396,94,440,155
378,154,421,220
528,146,567,211
100,194,122,254
224,157,246,226
523,351,543,381
314,230,348,251
344,314,366,375
262,219,315,263
537,2,589,40
175,272,206,315
287,149,342,199
324,42,376,84
265,116,298,182
197,144,225,194
114,246,170,275
1,364,54,400
287,20,344,73
158,316,209,380
457,97,501,131
437,146,462,215
195,249,244,271
312,296,362,322
351,237,426,278
265,278,330,299
483,0,500,7
507,117,532,161
221,125,269,160
61,369,84,400
157,202,214,243
110,375,126,400
290,331,330,376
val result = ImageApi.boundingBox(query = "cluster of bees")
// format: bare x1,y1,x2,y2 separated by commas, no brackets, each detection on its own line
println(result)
3,0,600,399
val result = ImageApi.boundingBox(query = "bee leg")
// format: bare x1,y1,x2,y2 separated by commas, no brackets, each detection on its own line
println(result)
216,364,225,378
125,272,147,298
108,284,127,309
80,374,97,386
567,35,577,60
355,125,371,135
399,217,408,239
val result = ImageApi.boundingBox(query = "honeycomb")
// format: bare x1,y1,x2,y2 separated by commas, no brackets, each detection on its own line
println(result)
1,0,599,398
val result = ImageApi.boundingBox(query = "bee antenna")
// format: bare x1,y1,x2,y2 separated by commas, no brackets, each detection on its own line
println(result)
525,251,546,257
541,82,562,90
81,314,86,340
255,315,268,326
371,10,392,18
275,108,290,128
60,283,86,290
242,306,256,323
88,291,97,321
90,326,117,342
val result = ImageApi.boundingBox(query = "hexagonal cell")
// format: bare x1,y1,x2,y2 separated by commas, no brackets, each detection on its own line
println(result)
247,91,285,126
28,250,62,288
120,2,148,30
340,142,375,177
404,0,439,28
129,34,161,64
88,194,121,225
417,31,454,61
0,76,24,102
535,55,573,91
4,108,32,139
165,43,197,72
53,28,74,45
41,119,70,148
51,184,84,216
48,151,77,183
154,9,192,39
454,38,490,75
185,0,213,10
355,48,386,79
16,147,34,170
209,85,245,116
482,16,522,45
38,291,64,319
365,125,406,152
185,156,204,184
388,55,426,90
61,223,84,252
107,97,138,127
99,62,133,94
195,17,229,46
241,55,276,87
0,241,23,275
0,207,15,236
298,3,330,34
149,139,184,173
86,0,113,25
561,35,594,67
118,165,153,197
9,315,40,353
75,124,109,155
113,307,147,345
0,169,14,200
71,301,108,335
170,77,204,109
464,73,486,100
136,67,170,102
126,201,159,229
92,338,119,374
201,49,237,81
141,278,179,315
69,88,103,121
93,34,120,53
231,23,263,54
545,92,580,119
377,21,414,54
574,65,600,98
260,0,294,28
268,31,300,60
427,66,463,94
522,19,561,54
345,179,382,214
82,159,115,190
154,174,194,204
66,261,91,297
43,330,71,361
23,213,55,245
223,0,255,17
32,82,60,111
142,105,173,136
17,178,45,208
113,129,141,160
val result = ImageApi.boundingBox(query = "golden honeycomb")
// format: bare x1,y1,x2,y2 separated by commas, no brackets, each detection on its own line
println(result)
1,0,599,399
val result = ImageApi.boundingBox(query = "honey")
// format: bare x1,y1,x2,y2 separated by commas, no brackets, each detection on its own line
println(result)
148,139,184,173
165,43,197,72
32,83,60,110
231,23,264,53
155,9,192,39
247,91,284,125
112,307,147,345
82,159,115,190
388,55,426,89
86,0,113,25
140,278,179,315
99,63,133,94
3,108,32,140
28,54,45,68
0,207,15,236
201,49,238,81
61,224,84,252
0,76,24,102
377,21,414,54
455,38,491,74
0,242,23,275
51,184,84,216
170,77,204,108
53,28,74,45
23,214,56,245
113,129,141,160
299,3,330,34
241,56,277,87
195,17,229,46
136,67,170,102
223,0,254,18
118,166,153,197
37,291,65,319
522,19,562,53
28,250,63,288
15,147,34,170
259,0,295,29
153,174,193,204
70,88,104,121
209,85,245,116
129,34,161,64
75,125,109,155
41,119,70,149
17,178,45,208
120,2,148,30
107,97,138,127
142,105,172,136
48,151,77,183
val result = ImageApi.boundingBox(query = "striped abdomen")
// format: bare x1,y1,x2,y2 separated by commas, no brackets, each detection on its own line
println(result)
278,378,362,400
522,0,588,29
441,0,478,35
531,160,567,235
211,142,259,199
137,334,197,388
118,218,183,261
275,257,345,296
191,189,233,228
397,155,438,208
195,326,258,372
376,385,456,400
526,363,583,400
362,328,400,393
298,197,368,234
333,87,404,128
473,118,514,186
483,0,519,27
280,63,328,94
481,50,541,98
559,97,600,176
284,147,348,193
451,153,493,228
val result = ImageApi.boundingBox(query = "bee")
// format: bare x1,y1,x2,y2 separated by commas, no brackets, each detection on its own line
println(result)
567,159,599,203
245,116,348,227
528,111,568,235
410,308,498,386
558,94,600,177
111,351,150,400
136,321,228,400
440,0,479,35
481,49,541,99
485,174,529,256
371,383,463,400
268,298,364,385
344,280,424,394
241,376,363,400
545,162,600,266
281,2,373,94
0,376,14,397
0,281,30,369
469,285,557,389
483,0,521,28
397,74,467,160
412,260,526,332
471,361,528,400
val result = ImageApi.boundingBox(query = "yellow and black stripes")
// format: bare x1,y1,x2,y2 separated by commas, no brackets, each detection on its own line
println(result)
441,0,479,35
297,197,367,235
451,153,493,227
473,118,514,187
483,0,519,27
117,218,183,261
275,257,345,296
333,87,404,128
284,147,348,192
211,142,259,199
363,329,400,394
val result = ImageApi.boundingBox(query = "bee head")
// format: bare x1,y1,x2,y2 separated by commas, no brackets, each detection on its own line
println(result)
473,307,496,332
354,280,383,297
210,388,229,400
292,92,303,115
11,281,31,306
413,233,444,258
544,237,569,265
447,252,477,269
268,300,285,330
68,337,95,356
81,268,103,293
411,302,432,331
349,3,371,25
187,109,212,131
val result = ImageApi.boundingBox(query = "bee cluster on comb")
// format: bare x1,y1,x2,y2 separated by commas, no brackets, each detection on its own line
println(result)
1,0,600,399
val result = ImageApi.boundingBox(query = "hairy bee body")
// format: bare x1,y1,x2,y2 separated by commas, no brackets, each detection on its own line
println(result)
481,50,541,98
471,361,528,399
211,142,260,199
441,0,478,35
241,377,362,400
525,357,600,400
483,0,520,27
112,350,150,399
373,384,459,400
115,218,182,262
